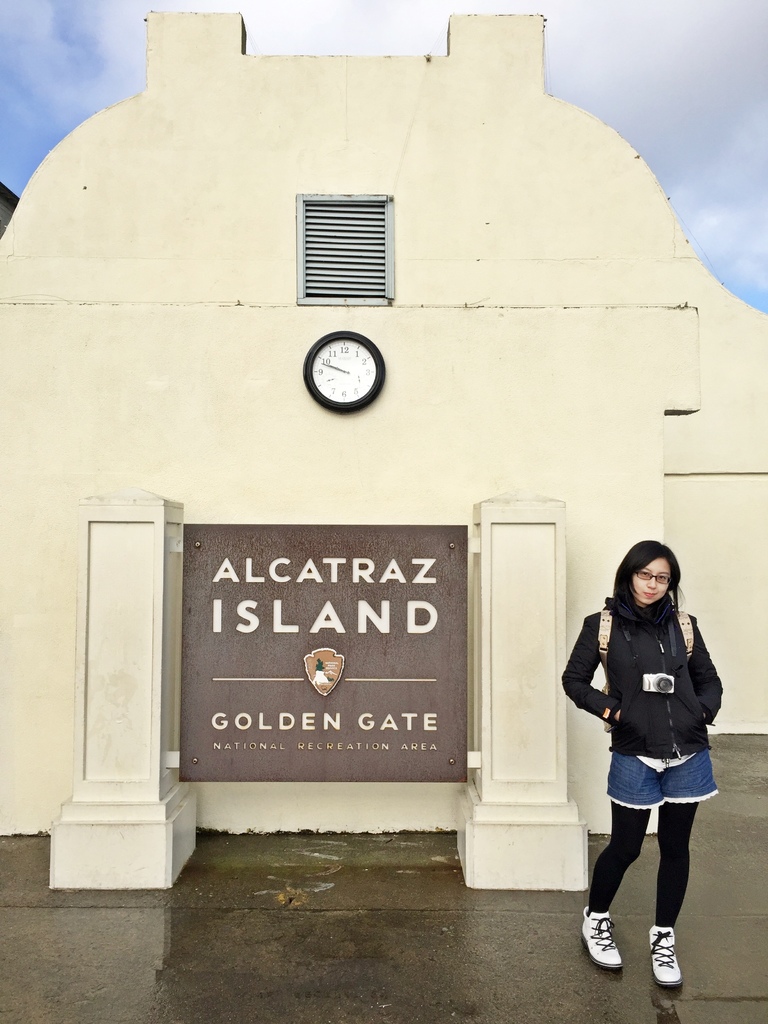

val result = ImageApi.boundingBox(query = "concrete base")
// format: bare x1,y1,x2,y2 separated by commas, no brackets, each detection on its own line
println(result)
457,783,587,890
50,783,196,889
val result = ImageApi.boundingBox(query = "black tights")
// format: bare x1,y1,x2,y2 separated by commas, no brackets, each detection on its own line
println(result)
588,801,699,927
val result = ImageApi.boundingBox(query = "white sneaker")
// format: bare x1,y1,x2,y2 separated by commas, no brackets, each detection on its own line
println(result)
582,908,622,970
650,926,683,987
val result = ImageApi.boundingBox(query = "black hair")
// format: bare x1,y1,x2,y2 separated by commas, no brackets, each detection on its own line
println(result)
613,539,681,613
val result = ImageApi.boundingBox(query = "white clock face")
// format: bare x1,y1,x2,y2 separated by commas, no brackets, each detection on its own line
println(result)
310,337,380,405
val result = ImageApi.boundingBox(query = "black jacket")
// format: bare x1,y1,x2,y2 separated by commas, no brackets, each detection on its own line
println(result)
562,600,723,759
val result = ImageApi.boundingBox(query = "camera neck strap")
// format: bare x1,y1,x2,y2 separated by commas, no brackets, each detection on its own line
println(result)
619,617,676,675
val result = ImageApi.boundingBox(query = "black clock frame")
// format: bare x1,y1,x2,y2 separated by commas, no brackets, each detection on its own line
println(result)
303,331,386,413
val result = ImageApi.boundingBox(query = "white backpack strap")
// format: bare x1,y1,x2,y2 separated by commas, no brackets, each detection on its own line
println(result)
677,611,694,658
598,608,614,730
598,608,612,657
598,608,612,689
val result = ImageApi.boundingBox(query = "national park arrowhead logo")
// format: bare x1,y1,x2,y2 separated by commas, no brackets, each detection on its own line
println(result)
304,648,345,696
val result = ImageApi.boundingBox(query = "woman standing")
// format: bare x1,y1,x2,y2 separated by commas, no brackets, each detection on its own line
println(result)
562,540,722,987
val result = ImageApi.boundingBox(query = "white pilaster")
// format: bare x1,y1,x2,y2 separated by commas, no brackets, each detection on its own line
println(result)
50,489,196,888
458,492,587,889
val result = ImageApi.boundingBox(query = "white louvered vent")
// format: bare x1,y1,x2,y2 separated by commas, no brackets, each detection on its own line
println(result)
297,195,393,305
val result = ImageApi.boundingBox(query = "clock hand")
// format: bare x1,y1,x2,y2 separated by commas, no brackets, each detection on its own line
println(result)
324,363,350,374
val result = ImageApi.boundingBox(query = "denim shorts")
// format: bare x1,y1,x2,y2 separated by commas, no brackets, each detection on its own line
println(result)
607,749,718,809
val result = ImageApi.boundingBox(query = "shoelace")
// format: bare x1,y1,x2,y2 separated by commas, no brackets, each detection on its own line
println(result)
651,931,677,968
590,917,618,951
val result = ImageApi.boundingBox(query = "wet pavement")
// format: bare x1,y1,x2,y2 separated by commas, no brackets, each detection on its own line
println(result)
0,734,765,1024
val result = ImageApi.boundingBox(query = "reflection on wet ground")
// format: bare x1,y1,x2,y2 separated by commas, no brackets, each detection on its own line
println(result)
0,736,765,1023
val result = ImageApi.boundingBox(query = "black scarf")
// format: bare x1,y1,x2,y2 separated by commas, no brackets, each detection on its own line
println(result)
607,592,674,628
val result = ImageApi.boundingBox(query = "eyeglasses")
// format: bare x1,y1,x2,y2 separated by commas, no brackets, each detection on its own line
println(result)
635,570,671,586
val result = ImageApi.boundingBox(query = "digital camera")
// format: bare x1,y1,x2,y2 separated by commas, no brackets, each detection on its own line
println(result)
642,672,675,694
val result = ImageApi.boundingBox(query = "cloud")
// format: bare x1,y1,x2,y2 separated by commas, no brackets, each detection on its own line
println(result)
0,1,148,192
672,99,768,293
536,0,768,303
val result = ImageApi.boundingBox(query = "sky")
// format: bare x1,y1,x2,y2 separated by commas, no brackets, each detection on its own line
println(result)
1,0,767,313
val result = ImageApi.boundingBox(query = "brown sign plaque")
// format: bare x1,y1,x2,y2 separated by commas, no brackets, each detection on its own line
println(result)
180,525,468,782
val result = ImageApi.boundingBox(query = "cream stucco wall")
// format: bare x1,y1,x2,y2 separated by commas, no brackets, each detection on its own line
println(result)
1,13,766,838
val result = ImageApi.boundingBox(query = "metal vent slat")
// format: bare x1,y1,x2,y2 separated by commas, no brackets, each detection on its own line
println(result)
307,260,384,267
306,231,385,239
306,247,385,255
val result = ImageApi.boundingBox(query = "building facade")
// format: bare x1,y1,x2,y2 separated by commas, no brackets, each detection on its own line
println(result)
0,13,765,845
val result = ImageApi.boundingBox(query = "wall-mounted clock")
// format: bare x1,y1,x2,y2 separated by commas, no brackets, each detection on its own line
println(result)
303,331,386,412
